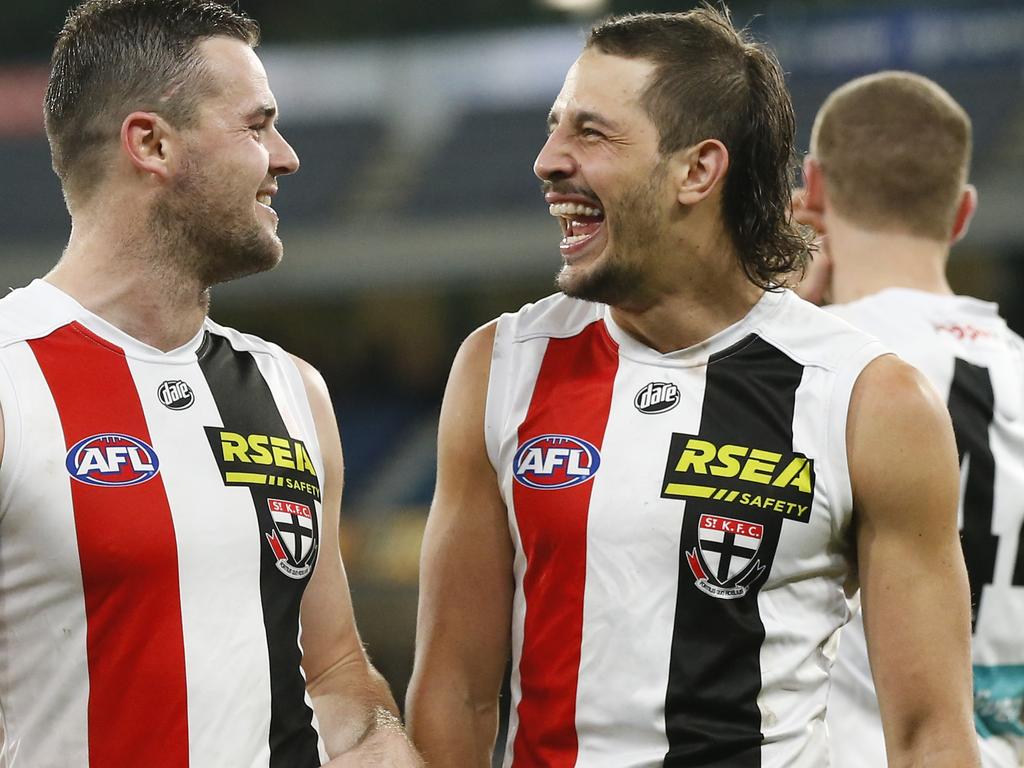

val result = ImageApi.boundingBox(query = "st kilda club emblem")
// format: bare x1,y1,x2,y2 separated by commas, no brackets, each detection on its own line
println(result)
265,498,319,579
686,513,766,599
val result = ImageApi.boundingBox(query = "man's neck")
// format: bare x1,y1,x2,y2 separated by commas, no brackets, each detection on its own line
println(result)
827,215,953,306
46,217,210,352
608,240,765,354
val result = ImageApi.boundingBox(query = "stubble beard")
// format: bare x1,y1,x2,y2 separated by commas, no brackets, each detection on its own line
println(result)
151,158,282,290
556,164,667,307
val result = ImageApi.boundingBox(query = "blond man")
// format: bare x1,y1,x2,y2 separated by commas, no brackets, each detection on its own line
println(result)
795,71,1024,768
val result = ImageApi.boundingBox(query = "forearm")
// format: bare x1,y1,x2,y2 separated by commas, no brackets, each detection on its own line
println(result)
407,680,499,768
885,738,980,768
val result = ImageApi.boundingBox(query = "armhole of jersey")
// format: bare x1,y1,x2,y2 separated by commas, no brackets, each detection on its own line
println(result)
484,316,511,473
246,339,326,481
278,351,324,474
826,340,891,537
0,352,24,522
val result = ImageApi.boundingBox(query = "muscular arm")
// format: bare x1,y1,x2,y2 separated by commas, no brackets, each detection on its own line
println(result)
290,356,421,767
848,355,980,767
406,323,514,767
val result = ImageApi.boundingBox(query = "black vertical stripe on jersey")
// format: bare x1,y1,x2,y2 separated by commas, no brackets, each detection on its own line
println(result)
947,357,998,630
198,332,320,768
664,334,805,768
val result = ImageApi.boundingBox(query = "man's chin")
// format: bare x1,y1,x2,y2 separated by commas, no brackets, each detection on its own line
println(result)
556,260,637,306
557,267,607,304
203,242,282,287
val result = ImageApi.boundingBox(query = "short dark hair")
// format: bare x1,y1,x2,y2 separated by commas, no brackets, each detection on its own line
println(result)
45,0,260,203
587,5,810,289
811,71,972,241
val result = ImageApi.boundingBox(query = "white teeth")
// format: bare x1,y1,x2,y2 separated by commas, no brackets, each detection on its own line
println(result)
549,202,603,218
257,194,272,206
561,233,593,244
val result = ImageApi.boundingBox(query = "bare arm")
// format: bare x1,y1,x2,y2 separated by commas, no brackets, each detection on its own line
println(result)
848,355,980,767
406,322,514,767
291,355,421,767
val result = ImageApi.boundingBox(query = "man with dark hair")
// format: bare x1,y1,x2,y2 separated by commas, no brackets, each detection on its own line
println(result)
407,7,980,767
0,1,421,765
794,71,1024,768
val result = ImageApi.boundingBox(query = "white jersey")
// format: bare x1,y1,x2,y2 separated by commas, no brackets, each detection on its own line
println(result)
484,289,887,767
0,280,329,767
827,288,1024,768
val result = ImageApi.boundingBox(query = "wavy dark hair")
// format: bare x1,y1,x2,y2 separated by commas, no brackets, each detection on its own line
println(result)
45,0,259,204
587,5,811,289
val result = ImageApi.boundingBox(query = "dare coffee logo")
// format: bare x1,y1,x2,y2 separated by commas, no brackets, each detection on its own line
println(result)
634,382,679,414
157,380,195,411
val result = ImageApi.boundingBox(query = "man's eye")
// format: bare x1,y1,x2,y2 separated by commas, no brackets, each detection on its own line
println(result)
581,127,603,138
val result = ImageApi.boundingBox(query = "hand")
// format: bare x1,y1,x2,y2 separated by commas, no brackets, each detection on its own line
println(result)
322,709,423,767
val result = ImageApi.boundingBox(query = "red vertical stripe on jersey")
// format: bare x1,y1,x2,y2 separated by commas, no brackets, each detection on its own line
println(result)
29,323,188,768
511,321,619,767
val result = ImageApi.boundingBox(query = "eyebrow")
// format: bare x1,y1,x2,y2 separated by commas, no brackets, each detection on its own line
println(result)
243,104,278,123
547,109,621,133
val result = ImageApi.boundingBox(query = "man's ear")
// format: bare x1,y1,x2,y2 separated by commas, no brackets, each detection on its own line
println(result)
791,155,828,237
120,111,177,181
951,184,977,245
673,139,729,206
802,155,827,216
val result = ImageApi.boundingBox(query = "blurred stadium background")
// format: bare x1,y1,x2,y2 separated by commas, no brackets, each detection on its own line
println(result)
3,0,1024,742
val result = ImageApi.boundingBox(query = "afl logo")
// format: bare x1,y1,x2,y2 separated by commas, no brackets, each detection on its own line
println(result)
634,382,680,414
65,433,161,487
513,434,601,490
158,380,194,410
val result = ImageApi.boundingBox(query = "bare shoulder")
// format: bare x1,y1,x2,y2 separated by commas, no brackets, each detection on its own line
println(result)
450,321,497,384
439,321,498,427
847,353,958,515
288,353,331,407
848,353,950,442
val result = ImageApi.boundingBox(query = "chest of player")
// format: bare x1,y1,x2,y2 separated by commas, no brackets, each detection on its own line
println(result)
0,333,324,596
501,345,842,596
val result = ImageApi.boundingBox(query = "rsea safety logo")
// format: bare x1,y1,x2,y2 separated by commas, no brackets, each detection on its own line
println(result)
634,382,680,414
513,434,601,490
204,428,321,501
660,433,815,522
65,433,161,487
157,380,194,410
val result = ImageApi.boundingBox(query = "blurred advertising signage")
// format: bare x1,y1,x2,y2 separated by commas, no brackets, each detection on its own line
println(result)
760,7,1024,73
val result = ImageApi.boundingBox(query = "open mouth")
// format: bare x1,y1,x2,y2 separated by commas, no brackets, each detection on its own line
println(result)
549,201,605,251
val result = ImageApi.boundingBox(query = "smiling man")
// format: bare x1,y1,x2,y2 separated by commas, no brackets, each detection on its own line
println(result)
407,7,980,768
0,1,420,766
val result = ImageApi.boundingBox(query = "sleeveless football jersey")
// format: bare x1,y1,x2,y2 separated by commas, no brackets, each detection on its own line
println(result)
826,288,1024,768
0,280,329,767
485,289,888,768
